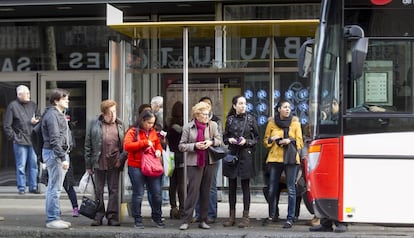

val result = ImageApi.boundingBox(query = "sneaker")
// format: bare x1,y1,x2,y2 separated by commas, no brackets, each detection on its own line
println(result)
72,207,79,217
134,221,144,229
153,220,165,228
60,220,72,227
198,222,210,229
283,220,293,229
179,223,189,230
46,220,69,229
18,190,25,195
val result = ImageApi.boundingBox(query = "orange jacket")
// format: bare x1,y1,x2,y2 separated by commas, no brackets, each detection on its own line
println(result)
124,127,162,169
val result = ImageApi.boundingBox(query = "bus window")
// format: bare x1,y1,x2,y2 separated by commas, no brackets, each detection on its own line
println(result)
347,40,413,113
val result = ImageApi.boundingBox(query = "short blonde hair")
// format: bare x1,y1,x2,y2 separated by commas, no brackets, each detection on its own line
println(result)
100,99,117,113
191,101,211,118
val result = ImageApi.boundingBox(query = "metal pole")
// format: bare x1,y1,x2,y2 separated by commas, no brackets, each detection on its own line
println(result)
183,27,189,201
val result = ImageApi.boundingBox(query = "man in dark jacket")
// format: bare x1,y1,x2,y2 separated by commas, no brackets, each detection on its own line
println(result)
42,88,73,229
3,85,40,194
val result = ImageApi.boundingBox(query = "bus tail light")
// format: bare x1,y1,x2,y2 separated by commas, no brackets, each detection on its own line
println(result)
307,144,321,173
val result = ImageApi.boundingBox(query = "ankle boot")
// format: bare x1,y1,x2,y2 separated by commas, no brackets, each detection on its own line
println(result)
223,209,235,227
238,210,249,228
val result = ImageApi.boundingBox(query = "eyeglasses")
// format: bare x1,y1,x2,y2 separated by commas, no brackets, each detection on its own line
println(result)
199,113,209,117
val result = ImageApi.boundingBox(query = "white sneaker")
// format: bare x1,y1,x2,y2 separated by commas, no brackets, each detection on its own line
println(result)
46,220,69,229
60,220,72,227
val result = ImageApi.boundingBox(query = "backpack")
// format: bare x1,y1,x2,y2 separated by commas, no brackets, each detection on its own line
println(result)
31,121,44,163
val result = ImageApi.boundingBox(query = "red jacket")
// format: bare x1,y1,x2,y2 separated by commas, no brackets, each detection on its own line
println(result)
124,127,162,169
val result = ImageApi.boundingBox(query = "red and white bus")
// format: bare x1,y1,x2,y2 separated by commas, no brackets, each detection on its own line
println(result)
299,0,414,224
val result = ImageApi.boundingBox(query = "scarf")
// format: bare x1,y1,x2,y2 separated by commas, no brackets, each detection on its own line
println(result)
194,119,206,167
274,113,293,138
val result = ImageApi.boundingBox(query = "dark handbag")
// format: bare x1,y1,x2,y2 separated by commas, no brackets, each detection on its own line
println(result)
141,147,164,177
283,142,298,165
79,196,99,219
222,153,239,179
223,153,238,166
79,174,100,219
208,146,230,160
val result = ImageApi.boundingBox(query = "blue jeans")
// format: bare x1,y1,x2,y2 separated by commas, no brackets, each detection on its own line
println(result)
195,162,218,219
13,144,38,192
128,166,162,223
43,149,68,223
267,162,297,221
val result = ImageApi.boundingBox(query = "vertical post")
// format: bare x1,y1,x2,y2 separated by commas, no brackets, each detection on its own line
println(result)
183,27,189,201
270,36,275,118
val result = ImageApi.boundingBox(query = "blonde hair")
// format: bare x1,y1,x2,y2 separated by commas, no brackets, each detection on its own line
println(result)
191,101,211,118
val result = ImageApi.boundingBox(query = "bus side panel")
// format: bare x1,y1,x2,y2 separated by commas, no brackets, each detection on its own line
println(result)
308,138,341,220
342,132,414,224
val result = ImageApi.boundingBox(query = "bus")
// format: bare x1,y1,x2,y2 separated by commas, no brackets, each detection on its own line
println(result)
298,0,414,224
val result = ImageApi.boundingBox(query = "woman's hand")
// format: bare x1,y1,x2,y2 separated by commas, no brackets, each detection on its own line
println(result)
228,137,238,144
155,150,161,158
195,141,209,150
279,138,291,145
238,137,246,145
270,136,280,141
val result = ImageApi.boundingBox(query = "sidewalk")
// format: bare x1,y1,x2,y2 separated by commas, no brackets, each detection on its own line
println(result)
1,186,414,238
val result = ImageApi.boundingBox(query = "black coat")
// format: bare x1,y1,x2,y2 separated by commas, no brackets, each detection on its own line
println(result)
223,113,259,179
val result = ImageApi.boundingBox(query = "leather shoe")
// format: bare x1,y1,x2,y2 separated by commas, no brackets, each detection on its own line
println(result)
334,224,348,233
309,224,333,232
108,220,121,226
91,220,102,226
198,221,210,229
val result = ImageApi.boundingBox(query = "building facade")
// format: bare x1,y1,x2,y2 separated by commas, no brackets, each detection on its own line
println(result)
0,0,319,189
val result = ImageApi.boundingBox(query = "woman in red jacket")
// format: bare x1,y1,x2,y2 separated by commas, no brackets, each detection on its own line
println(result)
124,110,164,229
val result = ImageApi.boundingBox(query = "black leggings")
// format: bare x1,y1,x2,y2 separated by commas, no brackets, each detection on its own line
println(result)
228,178,250,211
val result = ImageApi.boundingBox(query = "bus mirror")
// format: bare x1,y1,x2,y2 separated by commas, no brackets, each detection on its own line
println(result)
298,39,314,78
351,37,368,80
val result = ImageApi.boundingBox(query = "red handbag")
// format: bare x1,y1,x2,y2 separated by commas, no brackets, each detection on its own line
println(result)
141,147,164,177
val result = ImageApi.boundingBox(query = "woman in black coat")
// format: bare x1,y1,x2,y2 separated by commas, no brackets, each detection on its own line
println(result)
222,95,259,228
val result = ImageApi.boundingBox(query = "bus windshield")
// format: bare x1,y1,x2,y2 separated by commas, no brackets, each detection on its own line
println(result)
309,0,341,139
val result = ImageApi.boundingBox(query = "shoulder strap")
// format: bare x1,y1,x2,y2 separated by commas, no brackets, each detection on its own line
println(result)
135,127,139,141
241,114,248,137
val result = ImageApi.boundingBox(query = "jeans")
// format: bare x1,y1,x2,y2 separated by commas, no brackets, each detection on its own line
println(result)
13,144,38,192
43,149,68,223
128,166,162,223
64,185,78,209
195,162,218,219
267,162,297,221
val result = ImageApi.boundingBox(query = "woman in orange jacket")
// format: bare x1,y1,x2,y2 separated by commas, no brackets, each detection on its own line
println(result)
124,110,164,229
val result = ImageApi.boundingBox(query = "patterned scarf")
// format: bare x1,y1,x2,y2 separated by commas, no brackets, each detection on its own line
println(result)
194,119,206,167
274,113,293,138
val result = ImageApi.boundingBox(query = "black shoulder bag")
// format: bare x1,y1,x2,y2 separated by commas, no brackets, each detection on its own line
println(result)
79,174,100,219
